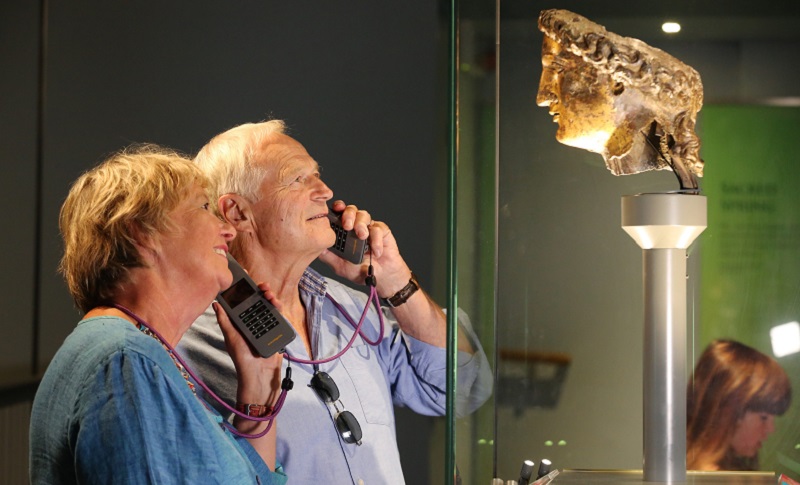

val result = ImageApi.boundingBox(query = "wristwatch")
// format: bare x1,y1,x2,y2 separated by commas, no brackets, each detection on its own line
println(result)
235,402,271,417
383,272,420,308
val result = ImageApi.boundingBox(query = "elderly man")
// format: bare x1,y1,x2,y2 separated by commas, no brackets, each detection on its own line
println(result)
178,120,491,484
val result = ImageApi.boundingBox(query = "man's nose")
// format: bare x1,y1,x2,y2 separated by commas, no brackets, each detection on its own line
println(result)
313,178,334,201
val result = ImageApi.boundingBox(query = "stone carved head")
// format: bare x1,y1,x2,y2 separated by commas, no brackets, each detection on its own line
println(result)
537,9,704,190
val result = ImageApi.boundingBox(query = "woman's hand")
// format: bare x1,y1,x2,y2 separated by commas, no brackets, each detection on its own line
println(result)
215,282,283,468
214,282,283,407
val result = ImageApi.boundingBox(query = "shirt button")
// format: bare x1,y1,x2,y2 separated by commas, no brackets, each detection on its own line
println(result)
358,480,365,485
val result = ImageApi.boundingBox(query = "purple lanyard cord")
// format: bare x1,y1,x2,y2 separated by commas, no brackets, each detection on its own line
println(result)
284,264,384,365
113,303,290,439
284,281,385,365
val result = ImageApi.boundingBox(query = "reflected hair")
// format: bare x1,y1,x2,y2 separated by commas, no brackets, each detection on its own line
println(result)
538,9,704,178
686,339,791,470
194,120,287,204
59,144,206,313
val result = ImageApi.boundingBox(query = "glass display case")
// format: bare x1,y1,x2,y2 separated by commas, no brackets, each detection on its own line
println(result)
444,1,800,483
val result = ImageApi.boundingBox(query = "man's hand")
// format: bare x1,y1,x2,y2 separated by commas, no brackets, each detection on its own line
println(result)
318,200,412,298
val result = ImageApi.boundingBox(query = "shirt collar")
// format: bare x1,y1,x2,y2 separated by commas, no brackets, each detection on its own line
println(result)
299,267,328,297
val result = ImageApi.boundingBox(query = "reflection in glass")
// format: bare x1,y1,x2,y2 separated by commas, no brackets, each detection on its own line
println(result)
687,339,791,471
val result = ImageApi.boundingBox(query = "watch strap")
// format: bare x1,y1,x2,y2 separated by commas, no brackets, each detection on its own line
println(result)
384,272,420,308
235,402,271,417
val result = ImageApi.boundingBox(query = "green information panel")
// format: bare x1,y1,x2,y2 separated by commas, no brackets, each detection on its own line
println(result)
699,105,800,476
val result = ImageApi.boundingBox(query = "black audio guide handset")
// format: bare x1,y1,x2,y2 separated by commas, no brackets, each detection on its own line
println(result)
327,211,368,264
216,253,297,358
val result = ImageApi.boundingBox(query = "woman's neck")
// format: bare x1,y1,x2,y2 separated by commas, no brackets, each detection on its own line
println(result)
102,271,204,346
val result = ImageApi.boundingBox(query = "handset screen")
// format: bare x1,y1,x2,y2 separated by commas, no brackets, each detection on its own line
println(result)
220,278,256,308
217,253,296,358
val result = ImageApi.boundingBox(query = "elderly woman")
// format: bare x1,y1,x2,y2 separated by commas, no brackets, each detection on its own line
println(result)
536,9,705,190
687,339,792,471
29,145,287,484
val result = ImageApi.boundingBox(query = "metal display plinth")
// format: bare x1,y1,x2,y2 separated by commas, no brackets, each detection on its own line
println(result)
621,193,707,483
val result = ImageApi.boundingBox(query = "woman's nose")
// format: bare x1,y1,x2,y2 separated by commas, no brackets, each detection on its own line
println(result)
221,220,236,241
764,415,776,435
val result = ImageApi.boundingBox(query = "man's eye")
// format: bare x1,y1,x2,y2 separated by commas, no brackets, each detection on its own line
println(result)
294,173,319,184
201,202,210,210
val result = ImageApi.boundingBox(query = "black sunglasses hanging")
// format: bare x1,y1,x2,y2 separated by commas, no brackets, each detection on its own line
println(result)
310,364,363,445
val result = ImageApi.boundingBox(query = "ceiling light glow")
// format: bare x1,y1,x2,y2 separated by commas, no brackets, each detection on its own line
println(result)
662,22,681,34
770,321,800,358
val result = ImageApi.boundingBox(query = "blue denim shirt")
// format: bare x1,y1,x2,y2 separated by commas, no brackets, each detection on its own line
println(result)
178,268,493,484
30,316,287,485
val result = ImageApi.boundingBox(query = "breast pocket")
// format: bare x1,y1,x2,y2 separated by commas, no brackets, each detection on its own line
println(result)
338,343,393,426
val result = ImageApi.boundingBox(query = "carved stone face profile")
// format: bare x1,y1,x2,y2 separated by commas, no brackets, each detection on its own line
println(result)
537,9,705,190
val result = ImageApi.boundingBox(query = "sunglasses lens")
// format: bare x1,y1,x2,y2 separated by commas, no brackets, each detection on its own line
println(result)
335,410,363,444
310,371,340,402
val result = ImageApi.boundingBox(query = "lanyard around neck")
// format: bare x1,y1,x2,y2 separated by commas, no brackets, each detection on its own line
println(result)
112,303,292,439
285,267,385,365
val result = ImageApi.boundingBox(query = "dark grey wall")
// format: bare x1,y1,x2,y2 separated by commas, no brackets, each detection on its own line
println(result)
1,0,41,383
1,1,446,481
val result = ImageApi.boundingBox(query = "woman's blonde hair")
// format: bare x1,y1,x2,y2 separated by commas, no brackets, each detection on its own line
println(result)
59,144,206,313
686,339,792,470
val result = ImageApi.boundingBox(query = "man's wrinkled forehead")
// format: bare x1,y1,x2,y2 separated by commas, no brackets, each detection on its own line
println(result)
254,133,319,181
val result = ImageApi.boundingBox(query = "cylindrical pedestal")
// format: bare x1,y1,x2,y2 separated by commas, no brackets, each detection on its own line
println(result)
621,193,707,483
642,248,687,483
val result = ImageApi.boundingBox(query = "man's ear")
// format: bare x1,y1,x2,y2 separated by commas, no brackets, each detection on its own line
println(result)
219,194,254,233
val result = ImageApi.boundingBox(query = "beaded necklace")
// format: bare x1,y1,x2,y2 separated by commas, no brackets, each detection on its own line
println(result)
136,323,196,395
112,303,291,439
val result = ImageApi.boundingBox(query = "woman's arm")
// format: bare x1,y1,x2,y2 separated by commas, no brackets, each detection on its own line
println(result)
213,282,284,469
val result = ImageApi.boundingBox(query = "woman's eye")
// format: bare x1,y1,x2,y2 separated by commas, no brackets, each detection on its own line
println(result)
201,202,210,211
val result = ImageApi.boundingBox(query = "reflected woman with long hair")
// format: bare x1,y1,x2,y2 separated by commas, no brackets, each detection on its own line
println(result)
687,339,791,471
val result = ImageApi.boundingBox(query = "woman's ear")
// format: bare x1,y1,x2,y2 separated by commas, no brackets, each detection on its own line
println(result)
128,221,159,264
219,194,253,233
